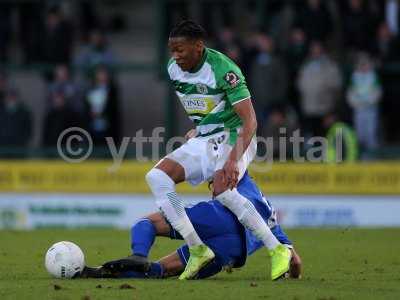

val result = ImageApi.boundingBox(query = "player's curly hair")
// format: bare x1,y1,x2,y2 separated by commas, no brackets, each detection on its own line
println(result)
169,19,207,40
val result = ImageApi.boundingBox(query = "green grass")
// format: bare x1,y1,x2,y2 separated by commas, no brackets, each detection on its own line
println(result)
0,228,399,300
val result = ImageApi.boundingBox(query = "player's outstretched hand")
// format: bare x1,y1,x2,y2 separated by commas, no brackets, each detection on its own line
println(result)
289,249,302,279
223,159,239,190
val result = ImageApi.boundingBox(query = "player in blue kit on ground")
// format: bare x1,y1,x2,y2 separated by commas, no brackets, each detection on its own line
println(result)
79,172,302,279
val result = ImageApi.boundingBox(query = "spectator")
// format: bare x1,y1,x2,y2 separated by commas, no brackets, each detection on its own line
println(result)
200,0,234,39
385,0,400,36
258,0,288,40
367,0,387,31
42,90,82,147
0,88,32,156
77,0,101,42
0,71,8,102
261,104,299,159
48,65,85,115
342,0,374,53
40,6,74,66
346,53,382,157
372,22,400,63
285,28,309,116
294,0,333,43
297,41,342,137
224,44,243,67
74,29,117,77
215,27,240,51
323,112,358,163
286,28,308,74
250,33,288,129
215,27,244,67
85,67,121,146
18,2,43,65
0,3,12,63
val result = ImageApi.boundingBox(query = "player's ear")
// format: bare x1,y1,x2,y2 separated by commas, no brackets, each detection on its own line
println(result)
194,39,204,52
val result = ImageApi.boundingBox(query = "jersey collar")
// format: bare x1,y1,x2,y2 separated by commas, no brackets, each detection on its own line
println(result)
189,48,208,73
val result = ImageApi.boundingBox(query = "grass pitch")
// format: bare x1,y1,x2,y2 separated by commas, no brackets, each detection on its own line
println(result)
0,228,399,300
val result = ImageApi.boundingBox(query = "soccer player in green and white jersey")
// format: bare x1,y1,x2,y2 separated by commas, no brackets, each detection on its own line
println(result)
145,20,291,280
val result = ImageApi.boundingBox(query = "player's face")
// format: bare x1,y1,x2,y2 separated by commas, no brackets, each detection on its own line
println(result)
168,37,203,71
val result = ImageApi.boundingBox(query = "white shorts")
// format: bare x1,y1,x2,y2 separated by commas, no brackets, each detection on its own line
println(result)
165,131,257,186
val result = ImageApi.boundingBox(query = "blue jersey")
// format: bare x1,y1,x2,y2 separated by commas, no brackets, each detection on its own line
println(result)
209,171,291,266
172,171,291,272
236,172,291,256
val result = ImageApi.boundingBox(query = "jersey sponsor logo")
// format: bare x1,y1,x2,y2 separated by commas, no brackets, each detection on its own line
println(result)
224,71,240,88
182,98,208,112
196,83,208,95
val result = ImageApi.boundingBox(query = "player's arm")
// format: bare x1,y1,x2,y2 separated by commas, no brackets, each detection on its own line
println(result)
184,128,197,140
224,99,257,188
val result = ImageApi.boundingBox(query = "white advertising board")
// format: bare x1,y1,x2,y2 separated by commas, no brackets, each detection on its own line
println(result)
0,194,399,229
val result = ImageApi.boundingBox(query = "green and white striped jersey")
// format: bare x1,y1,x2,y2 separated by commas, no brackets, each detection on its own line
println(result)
167,48,251,144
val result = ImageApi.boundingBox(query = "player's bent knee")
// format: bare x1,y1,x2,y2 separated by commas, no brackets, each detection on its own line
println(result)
154,158,185,183
145,169,160,187
145,168,173,189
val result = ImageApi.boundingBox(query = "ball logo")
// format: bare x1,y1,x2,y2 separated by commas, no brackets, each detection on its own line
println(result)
61,266,66,278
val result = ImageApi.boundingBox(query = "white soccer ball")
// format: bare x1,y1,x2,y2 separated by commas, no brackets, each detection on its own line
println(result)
45,241,85,279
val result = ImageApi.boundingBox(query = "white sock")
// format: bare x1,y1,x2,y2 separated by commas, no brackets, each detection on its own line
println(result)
216,188,280,250
145,168,203,247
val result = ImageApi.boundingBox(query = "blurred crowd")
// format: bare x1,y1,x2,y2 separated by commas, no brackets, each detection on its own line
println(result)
0,63,121,157
0,1,121,157
193,0,400,160
1,0,400,161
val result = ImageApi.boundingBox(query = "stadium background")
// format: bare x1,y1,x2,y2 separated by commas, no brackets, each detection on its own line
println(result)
0,0,399,230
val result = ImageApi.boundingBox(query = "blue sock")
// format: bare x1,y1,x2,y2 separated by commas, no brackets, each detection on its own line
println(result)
131,219,156,257
147,262,164,278
119,262,164,279
120,270,147,279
